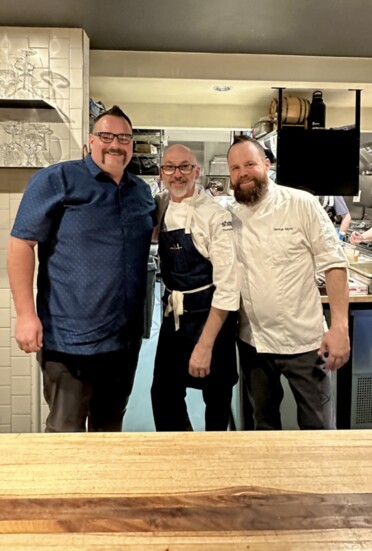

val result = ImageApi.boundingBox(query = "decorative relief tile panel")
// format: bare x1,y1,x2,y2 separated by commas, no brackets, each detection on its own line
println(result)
0,27,89,166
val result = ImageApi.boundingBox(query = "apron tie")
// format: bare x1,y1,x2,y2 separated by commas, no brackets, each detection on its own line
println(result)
164,283,214,331
184,186,199,234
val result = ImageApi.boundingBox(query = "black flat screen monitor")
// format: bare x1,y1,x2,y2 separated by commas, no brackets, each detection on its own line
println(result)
276,126,360,196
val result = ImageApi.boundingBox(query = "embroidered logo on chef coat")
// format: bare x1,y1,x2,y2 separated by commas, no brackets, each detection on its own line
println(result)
222,220,232,230
273,227,294,231
170,243,183,251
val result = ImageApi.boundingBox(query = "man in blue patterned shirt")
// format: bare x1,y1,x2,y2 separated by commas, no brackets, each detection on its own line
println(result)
7,105,156,432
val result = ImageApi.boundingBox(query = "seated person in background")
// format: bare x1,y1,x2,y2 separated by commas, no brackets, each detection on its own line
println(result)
151,144,240,431
350,226,372,244
319,196,351,234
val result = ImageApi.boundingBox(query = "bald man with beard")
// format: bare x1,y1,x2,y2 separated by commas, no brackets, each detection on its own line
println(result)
227,135,350,431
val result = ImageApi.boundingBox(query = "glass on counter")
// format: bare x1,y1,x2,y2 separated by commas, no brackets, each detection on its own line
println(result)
344,244,359,263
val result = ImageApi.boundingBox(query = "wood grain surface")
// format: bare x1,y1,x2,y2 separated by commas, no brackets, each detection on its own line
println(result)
1,430,372,550
321,294,372,303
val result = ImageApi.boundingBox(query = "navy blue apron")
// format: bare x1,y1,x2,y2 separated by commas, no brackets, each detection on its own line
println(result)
155,204,238,390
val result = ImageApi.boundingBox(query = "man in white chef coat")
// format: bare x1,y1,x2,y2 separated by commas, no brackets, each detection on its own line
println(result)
151,144,240,431
227,135,350,430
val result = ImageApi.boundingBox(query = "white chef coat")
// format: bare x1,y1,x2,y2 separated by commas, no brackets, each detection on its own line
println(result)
228,180,348,354
156,187,240,312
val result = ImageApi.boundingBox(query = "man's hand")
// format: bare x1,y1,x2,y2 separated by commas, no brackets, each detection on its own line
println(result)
189,341,212,378
349,231,363,244
318,326,350,371
188,307,229,378
15,313,43,353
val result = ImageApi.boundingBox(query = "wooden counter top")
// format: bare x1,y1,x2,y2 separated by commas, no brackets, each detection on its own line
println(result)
321,293,372,303
1,430,372,549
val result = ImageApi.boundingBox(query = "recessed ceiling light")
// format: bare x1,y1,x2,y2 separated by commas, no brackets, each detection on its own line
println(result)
214,84,232,92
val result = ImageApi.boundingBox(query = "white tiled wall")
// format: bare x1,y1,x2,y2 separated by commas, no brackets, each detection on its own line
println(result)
0,27,90,432
0,27,90,167
0,169,33,432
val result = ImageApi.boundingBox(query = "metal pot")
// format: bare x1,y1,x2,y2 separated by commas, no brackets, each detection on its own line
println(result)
252,117,274,139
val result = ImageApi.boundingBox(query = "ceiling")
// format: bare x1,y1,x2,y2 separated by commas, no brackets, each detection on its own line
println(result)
1,0,371,57
2,0,372,114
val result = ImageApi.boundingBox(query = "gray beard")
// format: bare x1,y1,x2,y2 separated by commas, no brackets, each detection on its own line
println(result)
234,176,268,206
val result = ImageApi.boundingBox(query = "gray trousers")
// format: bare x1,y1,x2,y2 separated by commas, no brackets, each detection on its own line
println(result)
39,343,141,432
237,339,336,430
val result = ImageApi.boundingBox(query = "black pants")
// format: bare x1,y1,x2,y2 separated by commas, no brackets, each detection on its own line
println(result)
151,378,233,431
237,339,335,430
39,343,141,432
151,311,238,431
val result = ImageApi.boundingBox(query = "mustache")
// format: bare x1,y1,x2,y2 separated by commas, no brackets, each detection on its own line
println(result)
102,148,125,156
101,148,127,165
236,175,252,186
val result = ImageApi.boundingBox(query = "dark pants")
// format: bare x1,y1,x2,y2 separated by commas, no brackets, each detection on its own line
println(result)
151,378,233,431
151,311,238,432
237,339,336,430
39,343,141,432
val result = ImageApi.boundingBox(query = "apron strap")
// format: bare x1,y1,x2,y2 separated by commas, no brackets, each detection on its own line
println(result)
164,290,184,331
185,187,199,234
164,283,214,331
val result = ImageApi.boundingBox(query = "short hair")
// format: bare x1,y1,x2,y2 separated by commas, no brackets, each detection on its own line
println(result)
227,135,267,160
93,105,132,129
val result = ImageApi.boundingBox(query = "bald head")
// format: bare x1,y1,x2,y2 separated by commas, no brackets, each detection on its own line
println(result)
161,144,197,165
160,143,200,202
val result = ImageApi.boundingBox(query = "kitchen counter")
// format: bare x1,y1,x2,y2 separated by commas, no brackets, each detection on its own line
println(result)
1,430,372,549
321,293,372,303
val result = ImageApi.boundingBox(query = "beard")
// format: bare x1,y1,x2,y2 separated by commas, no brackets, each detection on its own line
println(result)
101,148,126,165
233,174,268,206
165,179,194,200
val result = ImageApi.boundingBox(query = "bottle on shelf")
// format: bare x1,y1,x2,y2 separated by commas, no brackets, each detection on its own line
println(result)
309,90,326,129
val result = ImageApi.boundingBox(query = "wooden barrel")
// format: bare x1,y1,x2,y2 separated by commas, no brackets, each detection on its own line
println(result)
269,98,278,120
269,96,310,125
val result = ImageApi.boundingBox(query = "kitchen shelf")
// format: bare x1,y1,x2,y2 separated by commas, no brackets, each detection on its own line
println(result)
128,128,165,176
132,153,158,157
133,130,162,141
0,99,64,123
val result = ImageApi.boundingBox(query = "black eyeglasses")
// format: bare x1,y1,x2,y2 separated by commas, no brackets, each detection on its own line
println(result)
94,132,133,145
160,164,196,175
